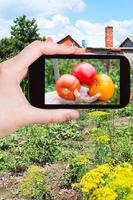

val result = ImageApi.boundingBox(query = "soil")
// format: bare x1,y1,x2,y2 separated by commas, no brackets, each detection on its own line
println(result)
0,172,23,200
45,162,81,200
114,117,132,126
0,163,81,200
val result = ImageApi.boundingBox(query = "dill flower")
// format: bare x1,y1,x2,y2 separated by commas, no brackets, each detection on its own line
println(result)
95,134,110,143
96,163,111,174
19,165,47,198
88,111,109,118
89,187,117,200
78,164,111,193
73,164,111,193
90,128,110,143
108,163,133,190
73,155,89,165
73,162,133,199
27,165,44,174
80,170,103,192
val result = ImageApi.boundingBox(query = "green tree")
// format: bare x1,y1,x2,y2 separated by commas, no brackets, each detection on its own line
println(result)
0,15,45,98
10,15,41,52
0,15,45,61
0,37,17,62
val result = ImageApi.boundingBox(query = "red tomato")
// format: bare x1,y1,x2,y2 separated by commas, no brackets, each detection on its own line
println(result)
72,62,96,86
55,74,81,100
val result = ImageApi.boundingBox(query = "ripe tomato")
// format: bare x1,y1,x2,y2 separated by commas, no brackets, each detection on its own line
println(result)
55,74,81,100
89,74,115,101
72,62,96,86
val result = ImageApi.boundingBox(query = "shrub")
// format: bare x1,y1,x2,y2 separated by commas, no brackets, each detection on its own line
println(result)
19,165,49,199
62,154,90,187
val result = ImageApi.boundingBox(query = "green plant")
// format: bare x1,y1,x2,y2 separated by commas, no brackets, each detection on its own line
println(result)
113,125,133,163
115,102,133,117
19,165,49,199
0,125,62,172
90,127,111,164
46,121,81,140
62,154,90,187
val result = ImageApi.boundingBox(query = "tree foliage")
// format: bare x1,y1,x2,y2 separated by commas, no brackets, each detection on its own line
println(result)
0,15,45,61
0,15,45,97
10,15,41,52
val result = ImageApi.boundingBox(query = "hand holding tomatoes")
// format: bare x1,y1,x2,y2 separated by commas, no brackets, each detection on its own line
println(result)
55,74,101,103
55,62,115,103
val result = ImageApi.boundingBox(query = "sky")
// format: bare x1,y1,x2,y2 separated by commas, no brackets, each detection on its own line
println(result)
0,0,133,47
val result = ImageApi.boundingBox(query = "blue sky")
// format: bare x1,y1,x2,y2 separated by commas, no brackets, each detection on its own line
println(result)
0,0,132,47
75,0,133,22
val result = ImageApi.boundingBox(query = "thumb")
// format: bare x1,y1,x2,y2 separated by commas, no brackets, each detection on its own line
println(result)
28,107,79,124
74,89,81,103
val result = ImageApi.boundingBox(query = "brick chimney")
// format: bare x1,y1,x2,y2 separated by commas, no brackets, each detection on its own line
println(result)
105,26,113,48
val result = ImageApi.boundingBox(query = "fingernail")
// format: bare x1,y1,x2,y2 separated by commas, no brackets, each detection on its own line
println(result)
67,111,79,120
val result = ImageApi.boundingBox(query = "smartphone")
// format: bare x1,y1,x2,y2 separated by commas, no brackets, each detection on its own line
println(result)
28,54,130,109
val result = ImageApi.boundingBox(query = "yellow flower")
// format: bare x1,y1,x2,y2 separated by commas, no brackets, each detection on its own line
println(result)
108,163,133,190
80,170,103,192
96,163,112,174
90,128,110,143
88,111,109,118
72,183,80,188
89,187,117,200
27,165,44,174
75,164,112,193
95,135,110,143
74,162,133,199
19,165,47,198
73,155,89,165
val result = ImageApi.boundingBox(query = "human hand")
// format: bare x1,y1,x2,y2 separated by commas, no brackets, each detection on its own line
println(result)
0,38,85,137
45,86,101,104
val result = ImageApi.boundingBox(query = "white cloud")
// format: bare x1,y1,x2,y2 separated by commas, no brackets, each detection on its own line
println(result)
108,19,133,39
49,18,133,47
37,14,70,30
0,0,86,18
36,16,129,47
0,0,85,39
26,0,86,15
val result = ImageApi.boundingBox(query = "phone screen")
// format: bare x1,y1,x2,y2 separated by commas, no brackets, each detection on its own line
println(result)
44,58,120,105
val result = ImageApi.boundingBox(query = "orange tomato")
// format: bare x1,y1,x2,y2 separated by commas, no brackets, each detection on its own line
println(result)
55,74,81,100
89,74,115,101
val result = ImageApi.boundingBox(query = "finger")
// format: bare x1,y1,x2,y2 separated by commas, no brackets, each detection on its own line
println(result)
74,89,81,103
74,47,86,54
3,40,85,71
28,107,79,124
44,43,85,55
82,93,101,103
80,86,89,93
57,96,76,104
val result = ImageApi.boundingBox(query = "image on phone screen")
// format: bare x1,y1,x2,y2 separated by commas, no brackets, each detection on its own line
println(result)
44,58,120,105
